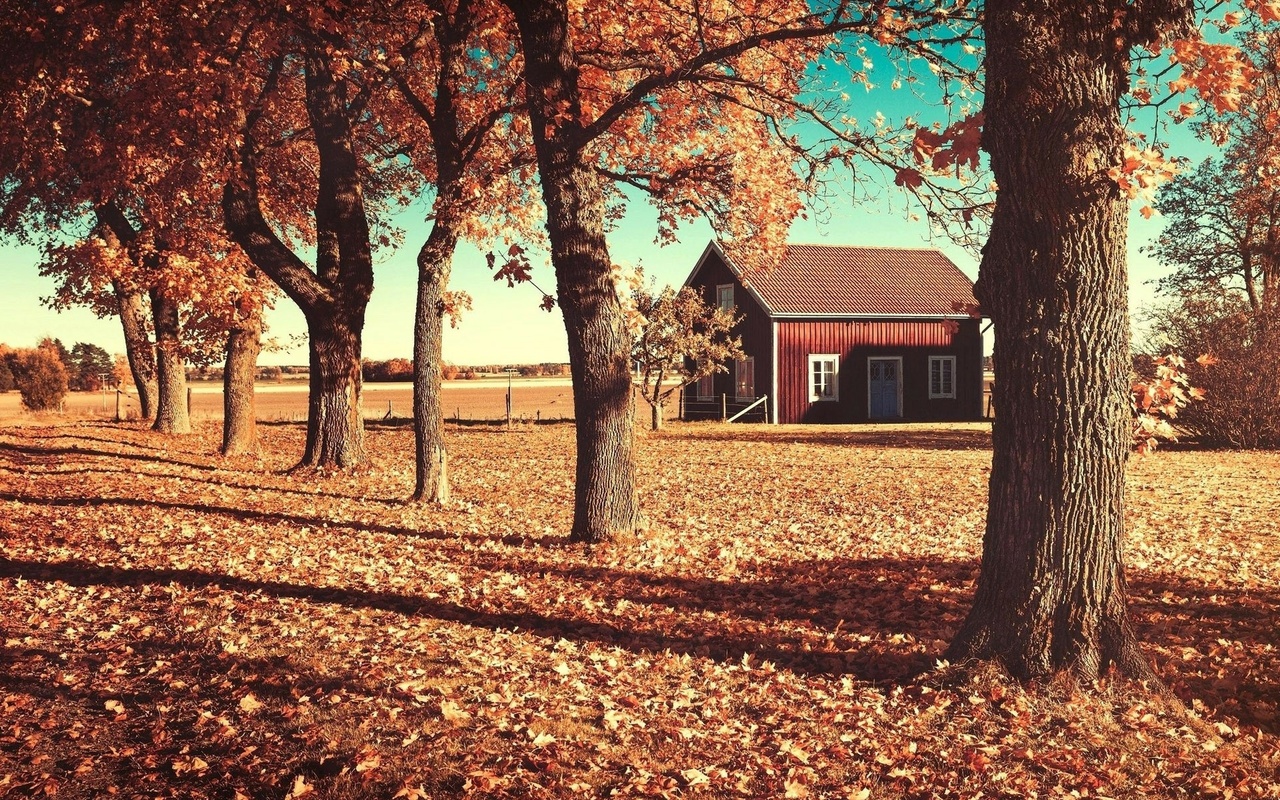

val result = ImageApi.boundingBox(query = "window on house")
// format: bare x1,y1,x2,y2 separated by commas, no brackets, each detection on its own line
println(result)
735,357,755,399
716,283,734,312
696,372,715,399
809,354,839,402
929,356,956,399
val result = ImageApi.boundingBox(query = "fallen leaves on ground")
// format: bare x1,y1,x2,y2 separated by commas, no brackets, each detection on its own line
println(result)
0,420,1277,798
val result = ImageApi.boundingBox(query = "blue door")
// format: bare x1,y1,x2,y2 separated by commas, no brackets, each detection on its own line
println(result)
868,358,900,419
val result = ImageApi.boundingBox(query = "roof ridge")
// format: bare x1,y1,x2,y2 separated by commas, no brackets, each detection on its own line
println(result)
783,242,947,253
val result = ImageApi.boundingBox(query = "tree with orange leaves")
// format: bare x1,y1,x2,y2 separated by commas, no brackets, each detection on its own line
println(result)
218,4,423,469
504,0,983,542
366,0,539,503
1,2,281,446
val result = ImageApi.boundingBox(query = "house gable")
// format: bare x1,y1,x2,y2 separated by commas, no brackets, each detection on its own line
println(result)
682,243,774,417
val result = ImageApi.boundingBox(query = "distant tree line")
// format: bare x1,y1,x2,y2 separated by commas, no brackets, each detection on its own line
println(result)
362,359,570,382
1,337,117,410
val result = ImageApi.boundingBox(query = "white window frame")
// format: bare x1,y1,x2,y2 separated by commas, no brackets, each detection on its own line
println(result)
716,283,735,313
735,357,755,400
929,355,957,399
808,354,840,402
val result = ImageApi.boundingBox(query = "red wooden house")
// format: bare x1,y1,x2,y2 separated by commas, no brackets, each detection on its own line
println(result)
682,241,985,424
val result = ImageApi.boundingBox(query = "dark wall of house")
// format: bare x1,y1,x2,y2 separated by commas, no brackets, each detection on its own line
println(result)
685,252,773,417
775,318,984,423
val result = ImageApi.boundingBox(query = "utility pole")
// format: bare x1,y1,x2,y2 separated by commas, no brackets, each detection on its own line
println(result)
504,367,519,427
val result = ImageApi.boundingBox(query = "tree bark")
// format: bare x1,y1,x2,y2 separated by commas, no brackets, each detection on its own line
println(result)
149,285,190,435
651,401,662,432
412,217,456,504
113,281,158,420
301,314,364,468
221,313,261,456
945,0,1191,681
508,0,642,543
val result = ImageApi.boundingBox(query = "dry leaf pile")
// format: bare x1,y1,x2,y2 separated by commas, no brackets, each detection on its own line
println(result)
0,420,1277,798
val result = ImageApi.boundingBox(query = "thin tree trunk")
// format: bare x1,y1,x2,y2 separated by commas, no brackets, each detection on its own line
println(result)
94,206,158,420
221,313,261,456
398,4,474,505
651,401,662,432
945,0,1190,681
300,315,364,468
113,281,158,419
411,216,457,504
508,0,642,543
149,285,190,435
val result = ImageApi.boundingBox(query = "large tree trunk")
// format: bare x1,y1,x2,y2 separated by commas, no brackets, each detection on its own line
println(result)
149,285,190,435
411,218,456,504
946,0,1190,681
221,312,261,456
113,281,158,420
508,0,642,543
301,314,364,468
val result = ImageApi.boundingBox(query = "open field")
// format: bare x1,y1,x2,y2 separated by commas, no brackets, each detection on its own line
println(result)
0,379,687,427
1,419,1277,798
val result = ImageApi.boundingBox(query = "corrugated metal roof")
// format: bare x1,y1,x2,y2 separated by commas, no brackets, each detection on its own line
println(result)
729,244,978,317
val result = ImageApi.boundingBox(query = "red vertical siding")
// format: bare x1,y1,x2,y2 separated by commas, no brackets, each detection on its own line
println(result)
776,319,983,423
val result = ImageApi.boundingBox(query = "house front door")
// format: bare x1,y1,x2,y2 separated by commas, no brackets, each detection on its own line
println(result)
868,358,901,419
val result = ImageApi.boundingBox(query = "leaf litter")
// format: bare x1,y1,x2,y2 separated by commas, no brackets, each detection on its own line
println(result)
0,420,1277,798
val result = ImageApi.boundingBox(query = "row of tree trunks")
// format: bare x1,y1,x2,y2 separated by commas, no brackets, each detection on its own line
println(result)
507,0,642,543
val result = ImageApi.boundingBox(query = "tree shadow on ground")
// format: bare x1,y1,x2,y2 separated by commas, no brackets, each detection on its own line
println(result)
0,611,408,799
0,491,545,548
2,554,1273,732
0,440,229,474
0,439,421,506
1128,574,1280,731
